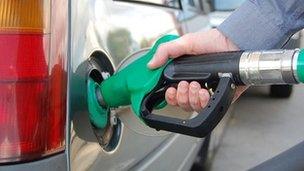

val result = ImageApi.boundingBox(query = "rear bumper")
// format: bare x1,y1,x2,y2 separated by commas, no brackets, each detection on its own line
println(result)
1,153,67,171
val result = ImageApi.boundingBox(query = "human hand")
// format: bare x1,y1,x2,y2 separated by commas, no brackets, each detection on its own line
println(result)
148,29,248,112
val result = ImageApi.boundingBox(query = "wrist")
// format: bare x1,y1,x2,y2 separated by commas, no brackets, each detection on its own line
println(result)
214,28,239,51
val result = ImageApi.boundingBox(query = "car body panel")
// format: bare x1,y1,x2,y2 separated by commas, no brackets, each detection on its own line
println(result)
69,0,209,170
0,153,67,171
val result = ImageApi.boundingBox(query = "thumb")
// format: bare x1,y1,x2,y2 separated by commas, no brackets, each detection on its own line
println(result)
148,35,190,69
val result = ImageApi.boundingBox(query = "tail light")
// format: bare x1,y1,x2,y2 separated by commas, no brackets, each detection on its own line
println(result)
0,0,67,163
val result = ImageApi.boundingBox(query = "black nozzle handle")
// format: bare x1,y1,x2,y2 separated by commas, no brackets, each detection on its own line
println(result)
163,51,244,85
140,76,235,138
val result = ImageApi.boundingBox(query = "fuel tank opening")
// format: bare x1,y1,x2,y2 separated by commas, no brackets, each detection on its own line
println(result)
87,52,121,152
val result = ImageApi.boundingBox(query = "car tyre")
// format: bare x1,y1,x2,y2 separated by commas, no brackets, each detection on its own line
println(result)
270,85,293,98
191,134,211,171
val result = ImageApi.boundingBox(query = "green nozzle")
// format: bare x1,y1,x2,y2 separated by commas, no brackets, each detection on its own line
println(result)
87,35,179,128
100,35,178,117
297,49,304,83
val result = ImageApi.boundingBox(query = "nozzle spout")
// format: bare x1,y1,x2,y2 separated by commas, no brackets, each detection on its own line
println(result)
99,73,131,107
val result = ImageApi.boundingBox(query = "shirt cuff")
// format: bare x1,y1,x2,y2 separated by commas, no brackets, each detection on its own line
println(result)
217,1,290,50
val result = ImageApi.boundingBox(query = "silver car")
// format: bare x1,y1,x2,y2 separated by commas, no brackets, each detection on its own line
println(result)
0,0,226,170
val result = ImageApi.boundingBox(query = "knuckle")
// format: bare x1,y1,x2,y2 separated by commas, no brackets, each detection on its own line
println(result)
189,97,200,110
179,100,188,106
156,45,167,56
168,100,177,106
189,86,199,95
189,96,195,103
190,103,198,110
158,43,167,50
182,33,192,42
178,97,189,106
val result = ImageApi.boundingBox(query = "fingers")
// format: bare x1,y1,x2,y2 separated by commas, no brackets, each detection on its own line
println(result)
188,81,202,112
198,89,210,109
164,81,211,112
176,81,192,111
148,34,192,69
164,81,246,112
165,87,177,106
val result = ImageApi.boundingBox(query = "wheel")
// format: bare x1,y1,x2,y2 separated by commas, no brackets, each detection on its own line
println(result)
191,134,211,171
270,85,293,98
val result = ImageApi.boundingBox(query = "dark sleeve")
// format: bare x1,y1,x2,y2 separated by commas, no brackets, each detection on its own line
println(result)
217,0,304,50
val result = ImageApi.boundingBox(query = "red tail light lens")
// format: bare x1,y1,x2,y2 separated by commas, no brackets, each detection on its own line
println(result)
0,0,67,163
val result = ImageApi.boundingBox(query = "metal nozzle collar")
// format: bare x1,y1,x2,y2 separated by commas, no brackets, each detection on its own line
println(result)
239,49,299,85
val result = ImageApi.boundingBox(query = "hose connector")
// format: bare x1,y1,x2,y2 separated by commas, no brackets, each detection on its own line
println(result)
239,49,300,85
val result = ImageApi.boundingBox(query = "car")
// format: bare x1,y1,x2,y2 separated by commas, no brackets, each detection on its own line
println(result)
0,0,228,170
205,0,302,98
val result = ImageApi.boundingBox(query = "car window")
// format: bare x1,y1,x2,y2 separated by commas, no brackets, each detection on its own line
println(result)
115,0,182,9
181,0,201,20
187,0,195,7
184,0,201,12
213,0,246,11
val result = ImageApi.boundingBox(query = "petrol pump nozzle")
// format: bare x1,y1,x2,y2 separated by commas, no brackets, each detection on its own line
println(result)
87,35,304,138
87,35,179,129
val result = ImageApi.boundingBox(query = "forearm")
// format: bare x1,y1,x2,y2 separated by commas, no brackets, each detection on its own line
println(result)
218,0,304,50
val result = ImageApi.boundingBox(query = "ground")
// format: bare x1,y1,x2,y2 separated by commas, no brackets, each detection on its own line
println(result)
210,85,304,171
